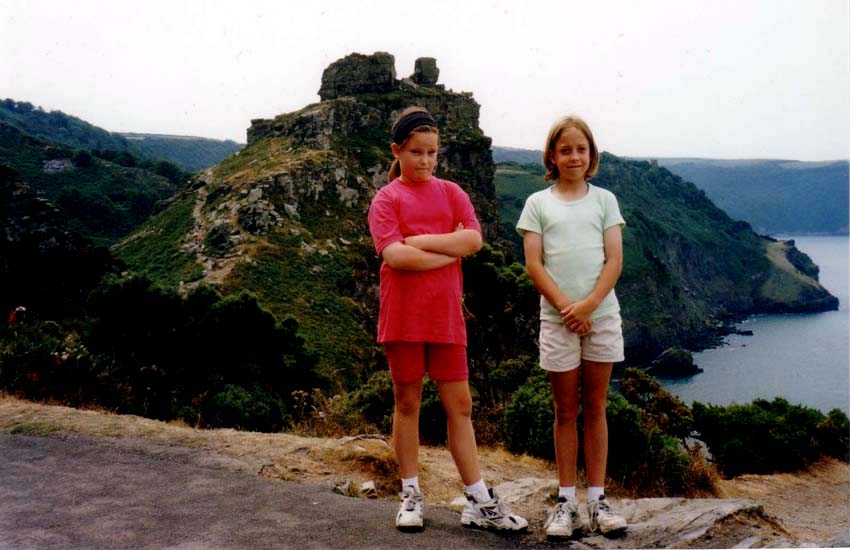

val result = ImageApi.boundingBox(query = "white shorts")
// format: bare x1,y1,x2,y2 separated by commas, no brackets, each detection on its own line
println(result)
539,313,625,372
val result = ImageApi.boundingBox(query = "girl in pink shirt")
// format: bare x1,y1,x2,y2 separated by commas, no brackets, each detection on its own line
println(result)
368,106,527,533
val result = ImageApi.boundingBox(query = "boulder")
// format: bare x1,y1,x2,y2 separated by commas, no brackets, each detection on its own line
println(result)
410,57,439,87
318,52,397,101
647,347,703,377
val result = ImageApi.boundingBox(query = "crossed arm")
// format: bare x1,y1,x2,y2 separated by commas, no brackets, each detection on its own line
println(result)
381,224,483,271
523,225,623,335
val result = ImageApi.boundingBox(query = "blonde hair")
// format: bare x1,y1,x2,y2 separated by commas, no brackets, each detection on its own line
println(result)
388,106,440,183
542,116,599,182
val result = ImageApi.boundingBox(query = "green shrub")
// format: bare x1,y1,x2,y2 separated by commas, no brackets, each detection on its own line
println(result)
817,409,850,461
503,374,554,459
692,397,846,477
201,384,290,432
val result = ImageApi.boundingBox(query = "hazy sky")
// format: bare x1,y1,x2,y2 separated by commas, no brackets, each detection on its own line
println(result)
2,0,848,161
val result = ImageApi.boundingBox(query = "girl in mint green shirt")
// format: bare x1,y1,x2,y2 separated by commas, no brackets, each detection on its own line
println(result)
516,116,627,538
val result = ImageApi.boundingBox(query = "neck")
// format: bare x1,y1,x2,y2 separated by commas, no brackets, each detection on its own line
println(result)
552,179,589,201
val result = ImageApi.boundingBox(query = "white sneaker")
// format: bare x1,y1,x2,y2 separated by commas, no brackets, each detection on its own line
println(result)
460,488,529,531
587,495,627,535
396,486,424,531
544,497,580,538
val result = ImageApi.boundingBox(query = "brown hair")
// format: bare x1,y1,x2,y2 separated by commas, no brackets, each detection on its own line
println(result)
542,116,599,182
388,106,440,183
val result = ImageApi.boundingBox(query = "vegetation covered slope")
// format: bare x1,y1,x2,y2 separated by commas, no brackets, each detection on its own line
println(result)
119,133,243,172
1,99,243,172
655,159,849,236
0,122,182,245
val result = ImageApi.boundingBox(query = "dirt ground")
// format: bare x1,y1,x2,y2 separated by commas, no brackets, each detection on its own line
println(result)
2,394,848,545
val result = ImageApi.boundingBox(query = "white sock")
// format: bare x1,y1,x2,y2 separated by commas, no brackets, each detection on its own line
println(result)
402,476,420,493
587,486,605,503
558,486,577,502
465,479,490,502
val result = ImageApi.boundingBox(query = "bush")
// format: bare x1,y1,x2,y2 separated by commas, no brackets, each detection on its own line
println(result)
619,367,693,441
201,384,289,432
817,409,850,461
692,397,848,477
503,374,554,459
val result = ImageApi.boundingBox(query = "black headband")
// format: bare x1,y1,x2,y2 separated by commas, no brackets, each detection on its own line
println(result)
392,111,437,145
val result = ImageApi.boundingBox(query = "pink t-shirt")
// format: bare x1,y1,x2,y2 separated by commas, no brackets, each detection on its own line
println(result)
368,177,481,344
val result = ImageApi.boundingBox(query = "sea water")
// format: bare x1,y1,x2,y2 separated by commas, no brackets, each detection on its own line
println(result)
662,235,850,414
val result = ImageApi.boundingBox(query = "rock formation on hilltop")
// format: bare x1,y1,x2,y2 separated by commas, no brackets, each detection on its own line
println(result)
246,51,498,240
116,52,498,380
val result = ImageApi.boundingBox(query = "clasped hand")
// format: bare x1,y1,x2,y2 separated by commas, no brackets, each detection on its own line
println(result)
560,300,593,336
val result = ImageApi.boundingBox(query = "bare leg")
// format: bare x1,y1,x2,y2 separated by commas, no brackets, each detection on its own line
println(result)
580,360,613,487
437,380,481,485
392,379,423,479
549,369,581,488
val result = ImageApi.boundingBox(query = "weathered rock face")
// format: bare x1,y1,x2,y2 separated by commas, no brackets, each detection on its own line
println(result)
317,52,397,101
248,52,499,242
411,57,439,87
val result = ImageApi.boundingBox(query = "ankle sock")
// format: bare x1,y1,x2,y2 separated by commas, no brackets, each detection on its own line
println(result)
402,476,420,493
587,486,604,503
465,479,490,502
558,486,577,502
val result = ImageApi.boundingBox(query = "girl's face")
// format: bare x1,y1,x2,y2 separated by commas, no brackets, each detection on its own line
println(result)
551,127,591,184
392,131,439,184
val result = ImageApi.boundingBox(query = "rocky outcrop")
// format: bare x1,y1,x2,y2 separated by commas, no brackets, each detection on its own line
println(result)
647,348,703,377
318,51,397,101
410,57,440,87
437,479,797,548
246,52,499,242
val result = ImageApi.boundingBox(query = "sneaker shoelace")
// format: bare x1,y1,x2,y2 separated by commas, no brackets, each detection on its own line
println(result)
554,502,569,520
401,493,420,512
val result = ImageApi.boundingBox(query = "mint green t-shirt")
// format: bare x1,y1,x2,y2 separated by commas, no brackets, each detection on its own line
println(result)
516,183,625,322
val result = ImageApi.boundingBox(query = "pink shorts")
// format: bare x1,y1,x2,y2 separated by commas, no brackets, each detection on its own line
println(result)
383,342,468,384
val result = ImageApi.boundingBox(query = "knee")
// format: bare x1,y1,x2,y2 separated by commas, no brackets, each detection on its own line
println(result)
553,401,579,426
582,398,607,422
443,393,473,419
395,396,421,418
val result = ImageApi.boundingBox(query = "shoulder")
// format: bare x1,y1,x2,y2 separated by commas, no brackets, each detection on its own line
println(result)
435,177,467,195
524,187,551,205
589,184,620,204
372,180,401,201
589,183,616,198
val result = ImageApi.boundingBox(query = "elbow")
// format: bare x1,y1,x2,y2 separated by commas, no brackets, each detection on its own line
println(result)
468,232,483,255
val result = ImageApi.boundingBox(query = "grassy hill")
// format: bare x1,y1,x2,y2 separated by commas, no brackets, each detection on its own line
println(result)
0,122,181,245
1,99,243,172
653,158,849,236
119,133,243,172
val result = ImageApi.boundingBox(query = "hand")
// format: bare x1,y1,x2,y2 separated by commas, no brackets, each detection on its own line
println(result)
561,299,595,334
455,222,465,231
565,318,593,335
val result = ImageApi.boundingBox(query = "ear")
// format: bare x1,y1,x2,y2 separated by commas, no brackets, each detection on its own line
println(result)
391,143,401,160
